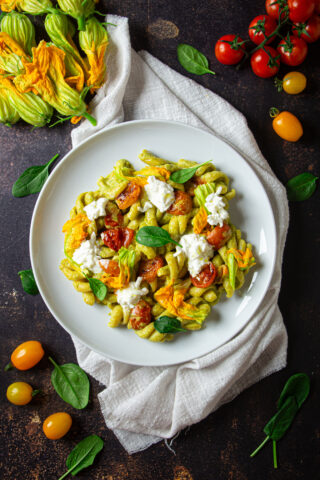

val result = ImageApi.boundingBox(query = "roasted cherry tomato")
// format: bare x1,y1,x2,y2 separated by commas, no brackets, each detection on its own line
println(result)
249,15,277,45
288,0,315,23
104,212,123,227
277,35,308,66
281,71,307,94
251,46,280,78
101,228,123,251
138,256,165,282
167,191,193,216
215,34,246,65
43,412,72,440
130,300,152,330
99,259,120,276
270,108,303,142
123,228,134,247
265,0,288,19
293,15,320,43
190,263,217,288
10,341,44,371
315,0,320,14
6,382,37,406
116,182,141,210
206,223,232,250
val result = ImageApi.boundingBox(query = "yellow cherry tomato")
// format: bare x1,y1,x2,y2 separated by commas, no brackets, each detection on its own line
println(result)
283,72,307,95
270,108,303,142
6,382,37,405
43,412,72,440
10,340,45,370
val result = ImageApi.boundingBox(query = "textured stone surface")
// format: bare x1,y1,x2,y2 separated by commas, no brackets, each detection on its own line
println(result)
0,1,319,479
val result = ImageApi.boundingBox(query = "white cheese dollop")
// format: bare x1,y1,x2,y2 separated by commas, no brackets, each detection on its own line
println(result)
174,233,213,277
205,186,229,227
72,232,102,274
83,197,108,221
116,277,149,314
144,175,175,212
137,201,153,213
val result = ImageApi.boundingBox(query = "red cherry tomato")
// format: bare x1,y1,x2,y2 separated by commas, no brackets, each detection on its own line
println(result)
123,228,134,247
250,46,280,78
116,182,141,210
167,191,193,216
288,0,315,22
249,15,277,45
265,0,288,20
101,228,123,251
315,0,320,14
130,300,152,330
293,15,320,43
277,35,308,65
206,223,232,250
104,212,123,227
191,263,217,288
138,256,165,282
215,34,246,65
99,259,120,275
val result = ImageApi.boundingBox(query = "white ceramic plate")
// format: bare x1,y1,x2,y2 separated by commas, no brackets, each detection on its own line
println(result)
30,120,276,366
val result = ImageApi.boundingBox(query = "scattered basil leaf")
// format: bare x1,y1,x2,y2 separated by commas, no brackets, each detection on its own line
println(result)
136,226,182,248
58,435,104,480
86,277,107,301
12,153,59,197
177,44,215,76
154,316,187,333
286,172,318,202
49,357,90,410
18,269,39,295
264,396,299,441
170,160,212,184
277,373,310,410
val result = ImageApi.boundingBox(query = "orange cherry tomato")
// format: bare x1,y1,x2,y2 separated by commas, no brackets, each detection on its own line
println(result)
130,300,152,330
43,412,72,440
206,223,232,250
138,256,165,282
167,191,193,215
190,263,217,288
10,341,45,370
270,108,303,142
116,182,141,210
6,382,37,405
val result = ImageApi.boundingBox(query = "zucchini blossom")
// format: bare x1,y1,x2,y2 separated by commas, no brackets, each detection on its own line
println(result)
0,87,20,125
0,0,53,14
0,32,29,75
56,0,96,31
79,17,108,92
14,41,96,125
1,12,36,56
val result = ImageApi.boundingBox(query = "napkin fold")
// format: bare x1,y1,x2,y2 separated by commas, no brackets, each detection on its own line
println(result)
71,15,289,454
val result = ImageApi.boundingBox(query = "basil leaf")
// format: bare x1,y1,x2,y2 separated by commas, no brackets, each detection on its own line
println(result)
12,153,59,197
264,396,299,441
49,357,90,410
177,44,215,76
136,226,182,247
286,172,318,201
154,316,187,333
18,269,39,295
277,373,310,410
58,435,104,480
87,277,107,301
170,161,212,184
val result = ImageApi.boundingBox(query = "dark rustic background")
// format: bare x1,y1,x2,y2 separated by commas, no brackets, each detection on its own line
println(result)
0,1,319,479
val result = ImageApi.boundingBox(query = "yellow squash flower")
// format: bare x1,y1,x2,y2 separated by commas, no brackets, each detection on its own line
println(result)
0,87,19,125
0,0,53,13
1,12,36,56
56,0,96,31
0,31,29,75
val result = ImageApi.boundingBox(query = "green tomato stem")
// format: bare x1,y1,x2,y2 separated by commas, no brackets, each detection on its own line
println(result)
250,435,270,458
4,362,14,371
273,440,278,469
31,389,41,397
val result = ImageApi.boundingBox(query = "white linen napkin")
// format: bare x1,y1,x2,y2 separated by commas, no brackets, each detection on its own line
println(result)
71,15,289,454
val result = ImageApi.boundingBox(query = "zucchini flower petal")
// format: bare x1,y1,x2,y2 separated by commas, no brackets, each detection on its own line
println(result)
56,0,96,31
1,12,36,56
0,0,19,12
0,87,20,125
17,0,53,15
0,31,29,75
79,17,108,92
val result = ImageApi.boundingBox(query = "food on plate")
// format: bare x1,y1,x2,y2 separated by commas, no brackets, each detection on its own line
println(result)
270,108,303,142
43,412,72,440
60,150,256,342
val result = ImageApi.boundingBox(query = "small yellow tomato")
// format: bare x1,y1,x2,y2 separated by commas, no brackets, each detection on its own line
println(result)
6,382,36,405
270,108,303,142
283,72,307,95
43,412,72,440
10,340,45,370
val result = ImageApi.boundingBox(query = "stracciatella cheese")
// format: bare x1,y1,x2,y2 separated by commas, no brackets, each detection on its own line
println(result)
175,233,213,277
205,186,229,227
116,277,149,314
72,232,102,274
144,176,175,212
84,197,108,221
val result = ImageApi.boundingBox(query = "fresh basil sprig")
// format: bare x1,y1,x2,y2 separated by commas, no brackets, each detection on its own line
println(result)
286,172,318,201
250,373,310,469
49,357,90,410
18,269,39,295
12,153,59,197
177,44,215,76
58,434,104,480
154,316,187,333
170,160,212,184
136,226,182,248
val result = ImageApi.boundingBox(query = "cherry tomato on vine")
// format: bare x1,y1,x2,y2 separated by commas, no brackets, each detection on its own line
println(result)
215,34,246,65
9,340,45,371
43,412,72,440
288,0,315,23
251,46,280,78
6,382,39,405
191,263,217,288
280,71,307,94
270,108,303,142
265,0,288,20
249,15,277,45
293,15,320,43
277,35,308,66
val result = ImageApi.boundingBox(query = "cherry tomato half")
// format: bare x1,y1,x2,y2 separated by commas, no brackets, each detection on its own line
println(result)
277,35,308,66
130,300,152,330
6,382,37,406
167,191,193,216
251,46,280,78
293,15,320,43
206,223,232,250
101,227,134,251
288,0,315,23
191,263,217,288
10,341,44,371
116,182,141,210
282,71,307,94
99,259,120,276
215,34,246,65
265,0,288,20
43,412,72,440
123,228,135,247
270,109,303,142
249,15,277,45
138,256,164,282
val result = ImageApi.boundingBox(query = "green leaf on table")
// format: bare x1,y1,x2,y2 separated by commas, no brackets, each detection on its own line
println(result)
136,226,182,248
177,44,216,76
170,161,212,184
263,396,299,441
58,435,104,480
18,269,39,295
277,373,310,410
286,172,318,202
12,153,59,197
154,316,187,333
